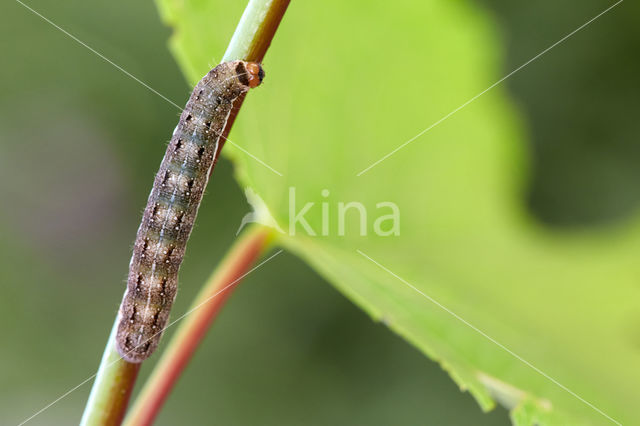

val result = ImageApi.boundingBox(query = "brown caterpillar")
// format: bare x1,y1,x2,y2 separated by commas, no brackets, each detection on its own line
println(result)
116,61,265,363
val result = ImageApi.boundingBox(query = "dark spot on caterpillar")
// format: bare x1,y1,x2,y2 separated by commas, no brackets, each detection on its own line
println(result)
116,61,265,363
160,277,167,301
141,238,150,258
164,246,175,263
235,62,250,86
174,211,185,231
135,274,143,293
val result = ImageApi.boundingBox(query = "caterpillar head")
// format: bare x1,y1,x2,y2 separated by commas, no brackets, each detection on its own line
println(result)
235,61,265,89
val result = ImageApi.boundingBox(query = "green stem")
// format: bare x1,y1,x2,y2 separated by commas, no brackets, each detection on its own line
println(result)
80,322,140,426
223,0,291,62
123,225,276,426
215,0,291,157
80,1,289,423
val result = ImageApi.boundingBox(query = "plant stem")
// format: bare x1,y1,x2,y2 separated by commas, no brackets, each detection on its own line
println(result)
80,1,289,423
123,225,276,426
214,0,291,159
121,4,289,422
222,0,290,63
80,322,140,426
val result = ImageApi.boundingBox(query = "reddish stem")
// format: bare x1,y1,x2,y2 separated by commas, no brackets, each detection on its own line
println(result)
123,226,275,426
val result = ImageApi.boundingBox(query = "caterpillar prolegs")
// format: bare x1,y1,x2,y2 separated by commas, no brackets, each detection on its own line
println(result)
116,61,265,363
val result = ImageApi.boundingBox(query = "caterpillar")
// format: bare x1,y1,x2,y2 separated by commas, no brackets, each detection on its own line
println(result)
116,60,265,363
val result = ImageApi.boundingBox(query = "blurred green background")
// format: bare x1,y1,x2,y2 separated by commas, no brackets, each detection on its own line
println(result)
0,0,637,424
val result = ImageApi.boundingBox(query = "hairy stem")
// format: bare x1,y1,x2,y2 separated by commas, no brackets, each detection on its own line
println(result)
123,225,276,425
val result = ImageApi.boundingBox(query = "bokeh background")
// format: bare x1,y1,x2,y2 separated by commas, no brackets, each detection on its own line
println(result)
1,0,637,424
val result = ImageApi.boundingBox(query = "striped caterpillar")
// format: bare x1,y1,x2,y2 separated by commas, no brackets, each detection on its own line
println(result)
116,61,265,363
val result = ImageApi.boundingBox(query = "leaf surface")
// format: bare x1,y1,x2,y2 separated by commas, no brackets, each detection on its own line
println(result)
156,0,639,423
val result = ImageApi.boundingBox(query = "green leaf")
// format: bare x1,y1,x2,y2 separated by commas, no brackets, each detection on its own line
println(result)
156,0,637,424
